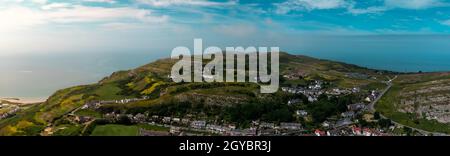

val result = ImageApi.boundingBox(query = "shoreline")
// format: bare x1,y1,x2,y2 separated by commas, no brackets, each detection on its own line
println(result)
0,97,47,104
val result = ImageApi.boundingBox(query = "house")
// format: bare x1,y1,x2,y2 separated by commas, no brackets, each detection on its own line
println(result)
191,120,206,129
133,113,147,122
363,128,373,136
228,129,256,136
126,114,134,119
348,103,366,111
228,124,236,130
259,122,275,129
287,99,301,105
162,117,172,123
172,118,181,123
77,116,93,124
0,103,7,108
364,97,372,102
308,96,317,102
322,121,331,128
352,126,363,136
296,110,308,117
181,118,190,125
206,124,228,133
280,123,302,130
314,129,326,136
170,126,181,134
341,111,355,118
104,112,116,120
335,118,353,128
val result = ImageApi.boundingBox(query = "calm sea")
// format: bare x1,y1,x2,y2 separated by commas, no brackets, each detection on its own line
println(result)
0,52,165,100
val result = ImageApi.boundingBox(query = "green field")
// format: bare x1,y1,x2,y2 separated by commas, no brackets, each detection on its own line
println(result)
91,124,139,136
94,83,129,100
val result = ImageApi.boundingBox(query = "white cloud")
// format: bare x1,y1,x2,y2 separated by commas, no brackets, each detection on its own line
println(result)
0,3,168,28
83,0,116,4
347,6,387,15
441,19,450,26
31,0,47,5
45,5,168,23
384,0,448,9
276,0,350,14
41,3,72,10
137,0,236,7
0,4,168,31
101,22,144,30
275,0,450,15
0,6,47,30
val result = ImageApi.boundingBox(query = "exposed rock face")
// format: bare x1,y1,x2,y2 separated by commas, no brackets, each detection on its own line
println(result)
398,81,450,123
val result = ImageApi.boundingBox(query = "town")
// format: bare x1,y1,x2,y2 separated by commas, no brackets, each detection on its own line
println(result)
41,72,418,136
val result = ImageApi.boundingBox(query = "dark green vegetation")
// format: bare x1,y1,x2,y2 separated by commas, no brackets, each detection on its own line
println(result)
0,52,396,136
91,124,139,136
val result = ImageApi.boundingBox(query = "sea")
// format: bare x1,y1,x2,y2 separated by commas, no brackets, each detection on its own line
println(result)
0,51,166,101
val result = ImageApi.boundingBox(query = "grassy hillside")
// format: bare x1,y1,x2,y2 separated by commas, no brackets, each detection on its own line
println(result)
0,52,394,136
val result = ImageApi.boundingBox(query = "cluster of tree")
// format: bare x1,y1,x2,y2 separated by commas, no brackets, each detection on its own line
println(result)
223,101,293,127
170,82,256,95
305,94,357,123
98,91,294,127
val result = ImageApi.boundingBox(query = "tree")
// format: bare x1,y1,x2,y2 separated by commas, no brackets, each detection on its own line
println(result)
374,112,381,120
403,127,413,136
378,119,392,128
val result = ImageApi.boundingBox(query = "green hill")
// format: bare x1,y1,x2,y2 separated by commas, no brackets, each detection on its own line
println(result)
0,52,394,136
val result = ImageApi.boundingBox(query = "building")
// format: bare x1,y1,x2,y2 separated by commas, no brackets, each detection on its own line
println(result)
259,122,275,129
314,129,327,136
288,99,301,105
133,113,147,122
296,110,308,117
341,111,355,118
335,118,353,128
280,123,302,130
162,117,172,123
172,118,181,123
191,120,206,129
348,103,366,111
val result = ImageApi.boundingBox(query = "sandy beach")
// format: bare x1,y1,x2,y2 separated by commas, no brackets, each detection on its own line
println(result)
0,97,46,104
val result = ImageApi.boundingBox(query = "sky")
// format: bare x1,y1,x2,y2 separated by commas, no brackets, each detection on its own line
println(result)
2,0,450,98
1,0,450,56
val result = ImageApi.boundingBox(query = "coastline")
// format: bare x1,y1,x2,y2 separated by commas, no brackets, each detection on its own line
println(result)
0,97,46,104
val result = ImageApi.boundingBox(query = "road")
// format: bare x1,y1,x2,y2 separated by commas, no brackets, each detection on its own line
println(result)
367,76,396,112
369,76,448,136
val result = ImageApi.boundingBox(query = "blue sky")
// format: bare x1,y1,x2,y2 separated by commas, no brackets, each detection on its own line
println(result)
1,0,450,56
4,0,450,98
